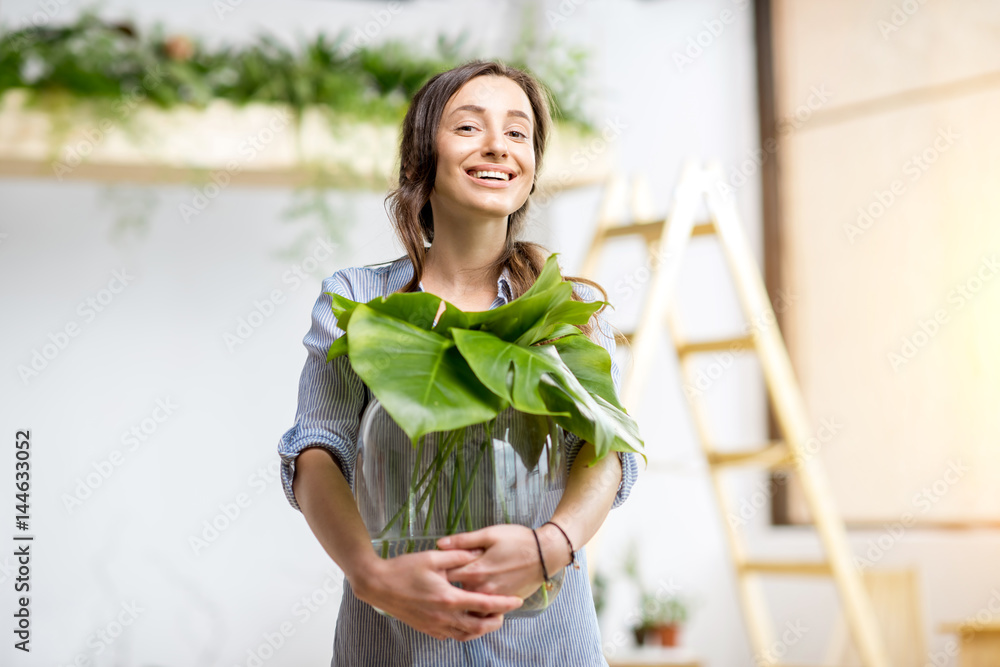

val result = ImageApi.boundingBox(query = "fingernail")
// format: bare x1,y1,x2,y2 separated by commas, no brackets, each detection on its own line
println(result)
438,537,451,547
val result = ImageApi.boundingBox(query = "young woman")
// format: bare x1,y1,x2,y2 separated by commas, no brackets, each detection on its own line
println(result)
278,60,638,666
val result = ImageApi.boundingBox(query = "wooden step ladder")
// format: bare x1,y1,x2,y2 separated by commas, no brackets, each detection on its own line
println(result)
581,162,890,667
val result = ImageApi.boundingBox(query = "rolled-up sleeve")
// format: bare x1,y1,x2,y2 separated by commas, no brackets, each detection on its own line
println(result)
565,284,639,510
278,271,369,511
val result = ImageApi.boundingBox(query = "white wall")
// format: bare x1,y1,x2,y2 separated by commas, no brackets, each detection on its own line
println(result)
11,2,988,667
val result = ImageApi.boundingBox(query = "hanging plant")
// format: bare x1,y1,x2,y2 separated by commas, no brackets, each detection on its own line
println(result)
0,7,595,129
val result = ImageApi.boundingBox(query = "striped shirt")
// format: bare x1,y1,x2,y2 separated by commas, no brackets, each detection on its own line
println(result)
278,255,638,666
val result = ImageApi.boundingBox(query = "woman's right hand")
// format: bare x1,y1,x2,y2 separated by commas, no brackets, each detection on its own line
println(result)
348,549,523,642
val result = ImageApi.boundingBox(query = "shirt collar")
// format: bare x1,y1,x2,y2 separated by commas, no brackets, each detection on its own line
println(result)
496,267,513,304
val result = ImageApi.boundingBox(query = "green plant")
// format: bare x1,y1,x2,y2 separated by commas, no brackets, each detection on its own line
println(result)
636,591,689,630
623,544,690,634
327,254,644,465
0,7,596,130
0,7,599,240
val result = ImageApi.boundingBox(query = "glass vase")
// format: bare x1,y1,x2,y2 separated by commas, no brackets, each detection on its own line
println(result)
355,399,568,617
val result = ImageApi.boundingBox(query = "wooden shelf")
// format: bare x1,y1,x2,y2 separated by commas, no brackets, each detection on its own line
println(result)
607,647,702,666
0,89,611,192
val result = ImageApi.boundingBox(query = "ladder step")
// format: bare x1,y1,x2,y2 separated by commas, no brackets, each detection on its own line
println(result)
740,560,833,576
598,220,715,243
676,334,754,356
706,442,790,468
600,219,665,242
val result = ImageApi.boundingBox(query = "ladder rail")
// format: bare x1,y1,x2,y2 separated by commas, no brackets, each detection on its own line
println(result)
621,163,705,410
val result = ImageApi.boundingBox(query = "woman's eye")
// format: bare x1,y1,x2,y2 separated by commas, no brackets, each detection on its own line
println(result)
509,130,527,139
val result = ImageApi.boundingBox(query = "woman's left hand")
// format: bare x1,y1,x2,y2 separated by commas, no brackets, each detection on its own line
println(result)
437,524,568,599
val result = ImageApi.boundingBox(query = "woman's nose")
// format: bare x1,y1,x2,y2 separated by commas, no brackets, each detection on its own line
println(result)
482,126,508,157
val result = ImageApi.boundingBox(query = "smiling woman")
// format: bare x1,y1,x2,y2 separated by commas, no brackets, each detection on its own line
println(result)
278,60,639,667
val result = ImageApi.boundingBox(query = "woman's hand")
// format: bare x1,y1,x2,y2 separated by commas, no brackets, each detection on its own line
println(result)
348,548,524,642
437,524,571,599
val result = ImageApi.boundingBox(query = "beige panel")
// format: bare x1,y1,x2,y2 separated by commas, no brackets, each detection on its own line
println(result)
780,85,1000,523
773,0,1000,117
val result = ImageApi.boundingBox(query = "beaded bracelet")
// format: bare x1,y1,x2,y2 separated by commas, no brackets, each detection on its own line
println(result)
544,520,579,569
530,528,551,586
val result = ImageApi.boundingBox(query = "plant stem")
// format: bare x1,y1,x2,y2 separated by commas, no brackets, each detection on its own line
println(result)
449,417,493,534
401,435,426,536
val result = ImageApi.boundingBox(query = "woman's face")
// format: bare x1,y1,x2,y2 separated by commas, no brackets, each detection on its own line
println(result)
429,75,536,222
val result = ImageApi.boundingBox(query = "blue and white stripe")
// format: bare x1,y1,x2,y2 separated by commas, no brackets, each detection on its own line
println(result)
277,255,638,666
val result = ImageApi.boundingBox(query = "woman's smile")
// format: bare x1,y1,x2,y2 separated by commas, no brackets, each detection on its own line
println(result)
464,164,518,188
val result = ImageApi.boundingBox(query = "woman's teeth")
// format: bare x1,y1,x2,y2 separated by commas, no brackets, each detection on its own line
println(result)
471,170,510,181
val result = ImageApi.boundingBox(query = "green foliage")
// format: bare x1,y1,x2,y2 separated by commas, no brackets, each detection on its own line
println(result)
328,254,645,466
623,544,691,630
345,304,507,440
0,7,595,128
637,591,689,629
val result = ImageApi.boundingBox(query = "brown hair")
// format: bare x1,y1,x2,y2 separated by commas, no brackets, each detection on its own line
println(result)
384,59,611,338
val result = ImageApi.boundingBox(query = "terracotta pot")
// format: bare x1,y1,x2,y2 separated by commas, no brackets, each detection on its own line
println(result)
645,623,680,647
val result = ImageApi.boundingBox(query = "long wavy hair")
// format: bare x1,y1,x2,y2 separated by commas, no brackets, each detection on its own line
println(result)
384,59,610,337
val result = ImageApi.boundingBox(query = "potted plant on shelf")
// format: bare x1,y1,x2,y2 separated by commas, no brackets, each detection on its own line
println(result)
326,254,645,616
623,545,691,647
632,591,690,647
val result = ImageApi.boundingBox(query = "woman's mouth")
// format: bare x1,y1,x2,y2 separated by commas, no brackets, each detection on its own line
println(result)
467,169,514,182
465,169,517,189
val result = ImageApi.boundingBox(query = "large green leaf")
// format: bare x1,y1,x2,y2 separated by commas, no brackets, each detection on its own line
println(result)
453,328,581,471
452,331,626,460
537,372,613,460
436,253,569,343
535,352,644,464
512,289,607,346
326,334,348,361
346,305,505,443
550,334,625,411
490,282,574,344
452,329,569,417
544,297,605,328
432,301,486,336
591,393,646,465
520,253,564,298
327,292,357,320
532,323,581,345
368,292,443,330
329,291,443,335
